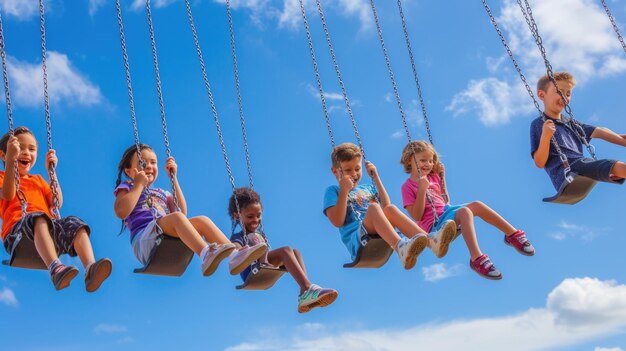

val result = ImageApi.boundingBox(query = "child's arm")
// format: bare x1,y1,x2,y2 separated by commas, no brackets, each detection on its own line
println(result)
165,156,188,215
0,135,19,200
590,127,626,147
46,149,63,207
114,169,148,219
406,176,429,221
325,177,352,228
533,120,556,168
365,161,390,208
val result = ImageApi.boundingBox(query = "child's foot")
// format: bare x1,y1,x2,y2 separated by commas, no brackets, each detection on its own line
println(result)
85,258,113,293
297,284,338,313
202,243,236,277
51,265,79,291
504,230,535,256
396,234,428,270
469,254,502,280
228,242,268,275
428,220,457,258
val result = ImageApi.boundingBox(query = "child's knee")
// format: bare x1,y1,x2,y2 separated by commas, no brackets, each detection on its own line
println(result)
456,207,472,219
367,202,383,214
190,215,213,225
382,204,398,216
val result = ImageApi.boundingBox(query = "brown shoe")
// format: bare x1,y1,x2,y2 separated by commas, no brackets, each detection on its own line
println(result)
51,265,79,291
85,258,112,293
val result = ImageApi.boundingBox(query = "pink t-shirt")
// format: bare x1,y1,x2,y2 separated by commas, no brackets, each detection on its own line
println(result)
401,174,446,232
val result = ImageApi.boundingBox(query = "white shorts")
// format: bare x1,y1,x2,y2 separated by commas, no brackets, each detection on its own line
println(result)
132,219,164,266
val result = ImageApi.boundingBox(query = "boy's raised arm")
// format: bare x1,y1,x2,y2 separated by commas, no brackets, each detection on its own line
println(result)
533,120,556,168
590,127,626,147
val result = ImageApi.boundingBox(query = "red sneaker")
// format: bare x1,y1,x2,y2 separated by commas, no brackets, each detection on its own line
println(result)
504,230,535,256
470,254,502,280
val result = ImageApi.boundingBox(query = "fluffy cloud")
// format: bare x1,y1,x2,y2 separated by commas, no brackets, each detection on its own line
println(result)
448,0,626,126
94,323,128,334
225,277,626,351
549,220,611,241
0,287,17,307
4,51,102,107
89,0,106,16
422,263,464,282
0,0,38,20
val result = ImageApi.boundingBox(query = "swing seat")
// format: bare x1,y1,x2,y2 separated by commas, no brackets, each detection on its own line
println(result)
134,235,194,276
343,234,393,268
2,234,46,270
543,174,597,205
236,262,287,290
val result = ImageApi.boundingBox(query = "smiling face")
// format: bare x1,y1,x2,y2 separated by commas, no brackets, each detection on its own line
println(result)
411,150,435,177
124,148,158,185
333,156,362,189
539,80,574,118
14,133,38,176
236,202,262,233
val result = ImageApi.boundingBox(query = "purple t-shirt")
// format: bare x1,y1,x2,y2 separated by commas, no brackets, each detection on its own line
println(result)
114,180,172,242
401,174,446,232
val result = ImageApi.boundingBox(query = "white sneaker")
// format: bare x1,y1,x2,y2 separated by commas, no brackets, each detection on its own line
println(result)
428,220,457,258
201,243,236,277
228,242,268,275
395,234,428,270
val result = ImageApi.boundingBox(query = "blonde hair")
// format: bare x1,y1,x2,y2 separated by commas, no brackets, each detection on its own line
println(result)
537,71,576,92
331,143,362,168
400,140,439,174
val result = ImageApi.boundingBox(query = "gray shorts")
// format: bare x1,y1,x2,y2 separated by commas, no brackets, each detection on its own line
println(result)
132,219,164,266
3,212,90,257
570,158,625,184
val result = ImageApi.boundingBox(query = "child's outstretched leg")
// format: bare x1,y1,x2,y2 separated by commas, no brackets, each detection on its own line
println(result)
71,227,112,293
157,213,234,277
187,216,267,276
384,204,456,258
610,161,626,179
465,201,534,256
267,247,338,313
455,207,502,280
32,216,78,291
363,203,427,270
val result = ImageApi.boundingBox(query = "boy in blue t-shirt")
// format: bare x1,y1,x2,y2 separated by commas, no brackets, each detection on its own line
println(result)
530,71,626,191
323,142,441,270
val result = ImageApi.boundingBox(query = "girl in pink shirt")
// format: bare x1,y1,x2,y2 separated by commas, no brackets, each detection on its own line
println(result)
400,141,534,280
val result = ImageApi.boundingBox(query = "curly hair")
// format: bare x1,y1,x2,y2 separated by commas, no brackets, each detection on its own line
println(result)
228,187,262,218
399,140,439,174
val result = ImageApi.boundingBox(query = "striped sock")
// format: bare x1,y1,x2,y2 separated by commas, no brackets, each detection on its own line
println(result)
48,259,64,275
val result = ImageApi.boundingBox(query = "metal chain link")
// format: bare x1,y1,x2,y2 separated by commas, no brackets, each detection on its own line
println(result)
601,0,626,54
145,0,180,211
369,0,438,222
226,0,254,189
0,11,26,218
183,0,247,236
39,0,60,219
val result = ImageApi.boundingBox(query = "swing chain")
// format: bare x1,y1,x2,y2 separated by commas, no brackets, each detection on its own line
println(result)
39,0,60,219
226,0,254,189
145,0,180,211
298,0,335,149
183,0,247,236
601,0,626,54
0,12,26,217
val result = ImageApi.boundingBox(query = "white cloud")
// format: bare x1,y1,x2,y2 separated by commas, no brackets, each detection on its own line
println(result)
0,0,38,20
422,263,464,282
448,0,626,126
131,0,177,10
0,287,17,307
94,323,128,334
595,348,624,351
278,0,371,31
391,130,403,139
549,220,611,242
225,277,626,351
5,51,102,108
89,0,106,16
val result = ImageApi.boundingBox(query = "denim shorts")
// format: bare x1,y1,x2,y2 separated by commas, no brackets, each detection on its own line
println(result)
430,204,465,234
3,212,90,257
132,219,164,266
570,158,624,184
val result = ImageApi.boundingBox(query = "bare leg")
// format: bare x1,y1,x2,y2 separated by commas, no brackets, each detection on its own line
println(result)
267,247,311,294
456,207,482,260
383,204,427,238
33,217,59,266
72,228,96,268
362,203,401,248
156,212,206,256
465,201,516,236
293,248,308,277
610,161,626,179
189,216,230,245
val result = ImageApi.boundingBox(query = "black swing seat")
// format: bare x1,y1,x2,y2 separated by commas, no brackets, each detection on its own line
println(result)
2,234,46,270
236,262,287,290
343,233,393,269
543,173,598,205
134,235,194,276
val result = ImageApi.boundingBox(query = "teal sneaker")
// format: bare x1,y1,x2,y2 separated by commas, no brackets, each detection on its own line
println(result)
297,284,338,313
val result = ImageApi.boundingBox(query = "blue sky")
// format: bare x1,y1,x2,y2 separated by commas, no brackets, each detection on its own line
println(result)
0,0,626,350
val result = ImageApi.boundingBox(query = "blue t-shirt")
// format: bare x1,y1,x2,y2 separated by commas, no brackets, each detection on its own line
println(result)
530,114,596,190
323,184,378,259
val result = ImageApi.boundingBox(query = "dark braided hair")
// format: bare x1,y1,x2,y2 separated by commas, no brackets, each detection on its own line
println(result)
228,187,261,219
115,143,153,189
